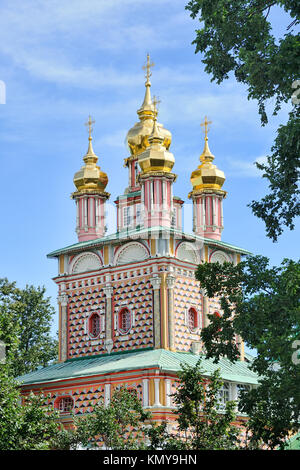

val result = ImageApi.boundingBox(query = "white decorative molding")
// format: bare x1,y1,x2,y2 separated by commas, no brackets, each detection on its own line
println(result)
191,341,202,354
57,293,68,307
104,384,111,407
176,242,199,264
104,339,113,354
71,252,102,274
103,285,113,298
166,274,176,289
210,250,230,264
114,242,149,266
149,275,161,290
142,379,149,408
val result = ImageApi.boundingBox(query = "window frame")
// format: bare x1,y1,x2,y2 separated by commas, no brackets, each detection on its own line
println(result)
118,307,132,335
56,396,74,414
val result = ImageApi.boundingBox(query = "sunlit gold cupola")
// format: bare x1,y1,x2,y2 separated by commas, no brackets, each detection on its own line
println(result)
189,117,226,241
125,54,172,160
72,116,110,242
73,116,109,195
138,97,175,174
190,116,225,192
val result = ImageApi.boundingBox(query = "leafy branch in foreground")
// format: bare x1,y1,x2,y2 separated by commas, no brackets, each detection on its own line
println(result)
185,0,300,240
196,255,300,449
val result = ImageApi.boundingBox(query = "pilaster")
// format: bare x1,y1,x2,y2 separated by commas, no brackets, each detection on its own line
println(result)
103,283,114,354
150,275,162,349
57,292,68,362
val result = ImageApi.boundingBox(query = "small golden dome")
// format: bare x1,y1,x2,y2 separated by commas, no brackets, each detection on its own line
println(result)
138,106,175,174
73,117,108,194
125,54,171,160
190,117,225,192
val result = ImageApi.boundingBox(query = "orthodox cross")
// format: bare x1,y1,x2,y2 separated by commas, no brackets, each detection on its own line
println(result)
153,95,161,114
200,116,212,139
85,115,95,138
143,53,155,82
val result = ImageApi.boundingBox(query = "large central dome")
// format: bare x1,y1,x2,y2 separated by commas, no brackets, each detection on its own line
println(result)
125,54,172,160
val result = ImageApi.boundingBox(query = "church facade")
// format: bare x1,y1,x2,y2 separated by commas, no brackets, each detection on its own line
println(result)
19,56,258,428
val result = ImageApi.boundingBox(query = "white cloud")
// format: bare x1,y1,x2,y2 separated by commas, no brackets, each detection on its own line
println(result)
226,156,268,178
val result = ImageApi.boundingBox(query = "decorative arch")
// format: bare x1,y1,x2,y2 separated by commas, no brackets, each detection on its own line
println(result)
55,396,74,413
114,242,149,266
176,242,199,264
118,307,132,335
88,312,102,338
209,250,230,264
71,252,102,274
187,307,199,331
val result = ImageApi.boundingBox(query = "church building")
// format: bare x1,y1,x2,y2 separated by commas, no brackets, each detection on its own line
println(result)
19,56,258,428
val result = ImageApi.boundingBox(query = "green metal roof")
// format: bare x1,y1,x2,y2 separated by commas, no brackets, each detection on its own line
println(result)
47,226,251,258
284,432,300,450
17,349,258,387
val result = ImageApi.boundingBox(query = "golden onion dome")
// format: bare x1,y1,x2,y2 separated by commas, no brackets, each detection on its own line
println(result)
190,118,225,192
138,107,175,174
125,54,172,161
73,117,108,194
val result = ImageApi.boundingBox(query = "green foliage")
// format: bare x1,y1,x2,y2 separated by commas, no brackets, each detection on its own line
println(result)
195,256,300,449
185,0,300,241
0,366,60,450
0,278,58,376
249,108,300,240
51,387,152,450
89,387,151,449
51,370,243,450
162,360,241,450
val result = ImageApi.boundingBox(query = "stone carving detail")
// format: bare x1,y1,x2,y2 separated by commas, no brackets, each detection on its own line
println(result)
72,252,102,274
115,242,149,265
176,242,198,264
210,250,230,264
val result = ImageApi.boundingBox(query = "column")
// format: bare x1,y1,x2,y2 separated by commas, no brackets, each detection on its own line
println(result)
150,275,162,349
201,290,209,328
103,283,114,354
58,292,68,362
166,274,176,351
104,383,111,407
165,379,172,408
153,378,162,407
142,379,149,407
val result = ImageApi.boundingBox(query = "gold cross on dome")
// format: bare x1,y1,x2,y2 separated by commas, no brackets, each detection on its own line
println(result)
142,53,155,82
85,115,95,138
200,116,212,139
153,95,161,113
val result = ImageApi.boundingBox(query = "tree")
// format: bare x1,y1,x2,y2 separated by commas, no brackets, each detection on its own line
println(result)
0,366,60,450
51,387,152,450
195,256,300,449
50,368,243,450
0,278,58,377
185,0,300,241
160,360,243,450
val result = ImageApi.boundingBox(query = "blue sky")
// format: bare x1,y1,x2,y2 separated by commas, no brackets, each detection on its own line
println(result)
0,1,298,336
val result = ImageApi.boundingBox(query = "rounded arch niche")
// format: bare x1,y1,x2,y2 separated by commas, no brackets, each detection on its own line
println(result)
71,252,102,274
176,242,199,264
209,250,230,264
114,242,149,266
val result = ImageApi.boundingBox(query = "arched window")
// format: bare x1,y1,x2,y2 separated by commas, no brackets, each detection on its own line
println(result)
56,396,74,413
118,308,131,334
89,313,101,338
187,307,198,331
217,383,230,410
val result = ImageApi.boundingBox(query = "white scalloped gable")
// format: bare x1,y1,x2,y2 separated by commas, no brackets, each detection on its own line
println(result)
210,250,230,264
72,252,102,273
115,242,149,265
176,242,198,264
